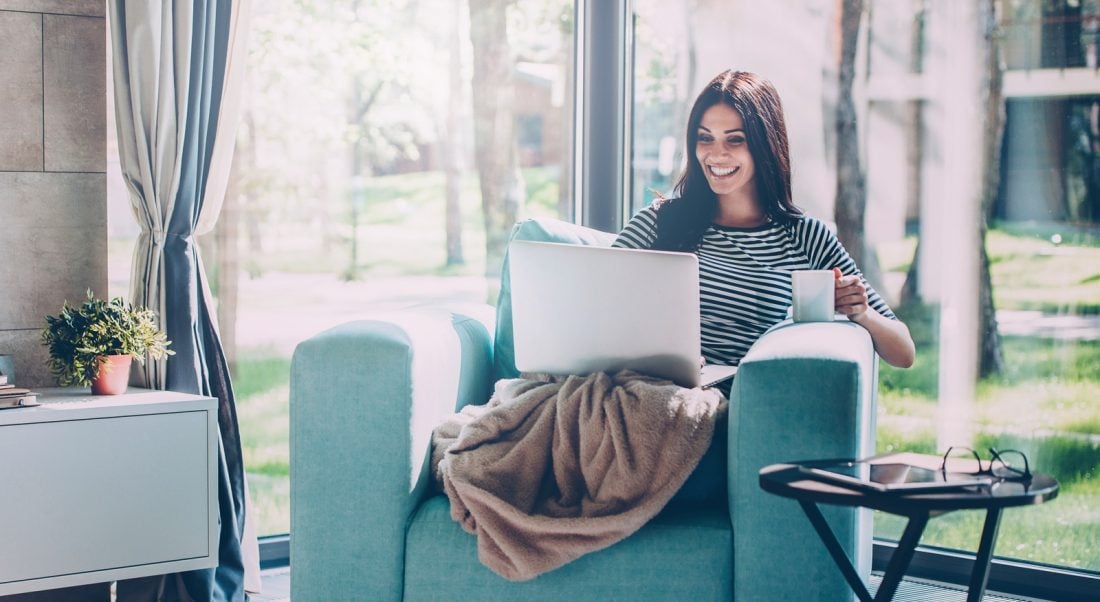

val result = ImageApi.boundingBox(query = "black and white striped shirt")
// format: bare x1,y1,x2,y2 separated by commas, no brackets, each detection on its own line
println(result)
613,204,897,366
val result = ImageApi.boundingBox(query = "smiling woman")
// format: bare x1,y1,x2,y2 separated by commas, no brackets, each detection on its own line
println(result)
615,69,914,370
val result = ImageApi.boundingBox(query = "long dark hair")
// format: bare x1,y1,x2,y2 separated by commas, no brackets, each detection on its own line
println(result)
652,70,802,251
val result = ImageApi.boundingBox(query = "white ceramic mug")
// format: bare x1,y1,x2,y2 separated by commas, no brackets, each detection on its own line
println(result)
791,270,836,322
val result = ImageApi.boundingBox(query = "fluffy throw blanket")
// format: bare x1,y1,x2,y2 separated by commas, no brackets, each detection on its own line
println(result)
431,370,726,581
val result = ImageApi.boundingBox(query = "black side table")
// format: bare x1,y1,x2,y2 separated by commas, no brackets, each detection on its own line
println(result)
758,453,1059,602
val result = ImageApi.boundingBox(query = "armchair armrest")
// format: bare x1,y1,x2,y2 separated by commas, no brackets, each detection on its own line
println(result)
290,305,494,602
728,320,877,602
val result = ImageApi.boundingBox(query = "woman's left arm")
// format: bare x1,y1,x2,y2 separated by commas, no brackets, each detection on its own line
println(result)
834,268,916,368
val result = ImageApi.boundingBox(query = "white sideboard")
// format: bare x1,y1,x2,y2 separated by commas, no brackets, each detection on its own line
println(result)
0,387,219,595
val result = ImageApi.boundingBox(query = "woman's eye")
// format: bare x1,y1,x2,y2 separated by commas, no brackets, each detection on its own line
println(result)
698,134,714,143
728,136,745,145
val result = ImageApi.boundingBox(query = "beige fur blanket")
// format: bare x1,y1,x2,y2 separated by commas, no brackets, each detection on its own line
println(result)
431,370,726,581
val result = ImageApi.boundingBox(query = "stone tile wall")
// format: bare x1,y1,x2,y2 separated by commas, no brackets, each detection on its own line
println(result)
0,0,106,387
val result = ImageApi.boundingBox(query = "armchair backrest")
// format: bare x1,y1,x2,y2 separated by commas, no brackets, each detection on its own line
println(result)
492,218,616,382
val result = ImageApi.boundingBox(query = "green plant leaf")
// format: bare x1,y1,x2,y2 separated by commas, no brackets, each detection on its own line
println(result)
40,290,174,387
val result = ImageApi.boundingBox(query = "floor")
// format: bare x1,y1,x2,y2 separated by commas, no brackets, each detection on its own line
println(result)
254,568,290,602
867,575,1046,601
254,568,1050,601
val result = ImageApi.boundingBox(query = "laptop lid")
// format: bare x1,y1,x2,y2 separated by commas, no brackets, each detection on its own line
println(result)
508,240,723,388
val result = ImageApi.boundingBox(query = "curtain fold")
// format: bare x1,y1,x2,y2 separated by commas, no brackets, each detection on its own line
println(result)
109,1,257,600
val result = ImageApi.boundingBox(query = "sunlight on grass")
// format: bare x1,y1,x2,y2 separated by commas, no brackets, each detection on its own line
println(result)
254,167,565,277
875,482,1100,571
247,473,290,537
988,230,1100,313
875,229,1100,313
236,352,292,534
974,380,1100,433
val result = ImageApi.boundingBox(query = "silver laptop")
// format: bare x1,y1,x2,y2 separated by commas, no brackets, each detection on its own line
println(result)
508,240,738,389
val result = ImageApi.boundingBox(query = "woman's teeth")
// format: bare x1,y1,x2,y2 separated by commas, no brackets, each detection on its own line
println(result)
709,165,737,177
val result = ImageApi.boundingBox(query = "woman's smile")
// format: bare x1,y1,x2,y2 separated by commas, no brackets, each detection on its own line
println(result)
707,164,739,178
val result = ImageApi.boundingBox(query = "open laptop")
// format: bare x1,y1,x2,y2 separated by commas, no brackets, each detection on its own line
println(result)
508,240,738,389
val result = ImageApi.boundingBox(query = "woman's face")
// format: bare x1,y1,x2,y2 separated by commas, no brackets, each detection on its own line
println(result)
694,103,756,201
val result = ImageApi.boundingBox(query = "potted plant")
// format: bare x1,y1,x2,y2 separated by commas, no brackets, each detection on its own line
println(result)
41,290,174,395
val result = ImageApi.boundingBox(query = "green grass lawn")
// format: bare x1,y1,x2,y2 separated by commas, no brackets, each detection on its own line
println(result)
877,226,1100,314
247,167,564,277
874,477,1100,571
233,352,291,535
229,167,1100,572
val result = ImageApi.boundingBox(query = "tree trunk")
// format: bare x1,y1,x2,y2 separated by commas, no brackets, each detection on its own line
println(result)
835,0,883,288
469,0,525,278
898,100,923,308
557,5,574,220
978,0,1005,377
217,149,242,371
899,1,926,308
443,0,465,266
241,107,263,278
899,238,920,307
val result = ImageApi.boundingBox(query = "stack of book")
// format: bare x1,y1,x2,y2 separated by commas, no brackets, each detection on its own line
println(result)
0,372,39,409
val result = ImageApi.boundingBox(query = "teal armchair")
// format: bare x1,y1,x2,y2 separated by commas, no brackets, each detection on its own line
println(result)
290,218,877,601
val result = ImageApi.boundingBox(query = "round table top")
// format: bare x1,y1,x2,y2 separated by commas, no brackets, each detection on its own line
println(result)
759,457,1059,515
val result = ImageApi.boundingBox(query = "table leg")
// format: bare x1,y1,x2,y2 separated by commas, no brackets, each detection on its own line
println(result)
798,500,875,602
967,508,1003,602
873,511,930,601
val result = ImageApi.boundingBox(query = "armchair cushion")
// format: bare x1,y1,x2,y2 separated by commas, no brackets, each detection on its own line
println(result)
404,496,732,601
493,218,616,381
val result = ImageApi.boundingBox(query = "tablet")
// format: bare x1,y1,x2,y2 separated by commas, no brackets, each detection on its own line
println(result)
798,461,994,493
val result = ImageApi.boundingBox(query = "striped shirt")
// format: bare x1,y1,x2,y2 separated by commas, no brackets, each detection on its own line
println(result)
613,204,896,366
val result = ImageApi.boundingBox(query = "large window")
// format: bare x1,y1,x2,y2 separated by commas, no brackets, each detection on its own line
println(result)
631,0,1099,577
105,0,1099,583
108,0,576,537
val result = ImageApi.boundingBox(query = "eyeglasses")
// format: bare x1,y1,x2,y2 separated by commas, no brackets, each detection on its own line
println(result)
940,446,1032,482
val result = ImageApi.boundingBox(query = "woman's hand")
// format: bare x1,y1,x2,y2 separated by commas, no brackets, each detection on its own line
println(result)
830,267,916,368
833,267,868,319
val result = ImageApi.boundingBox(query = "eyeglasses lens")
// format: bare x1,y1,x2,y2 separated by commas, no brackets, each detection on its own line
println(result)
991,449,1030,479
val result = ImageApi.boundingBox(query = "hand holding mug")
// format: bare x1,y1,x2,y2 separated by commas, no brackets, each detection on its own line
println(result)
832,267,869,319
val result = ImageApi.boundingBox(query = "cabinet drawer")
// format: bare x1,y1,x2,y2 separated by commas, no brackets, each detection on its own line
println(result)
0,410,212,587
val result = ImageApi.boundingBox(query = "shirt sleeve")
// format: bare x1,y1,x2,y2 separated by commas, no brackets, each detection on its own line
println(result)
797,217,898,320
612,205,659,249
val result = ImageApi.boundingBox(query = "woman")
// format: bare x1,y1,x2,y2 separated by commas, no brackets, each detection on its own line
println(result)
614,70,915,368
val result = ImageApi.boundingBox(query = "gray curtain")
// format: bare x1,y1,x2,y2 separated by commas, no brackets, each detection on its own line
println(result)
110,1,257,600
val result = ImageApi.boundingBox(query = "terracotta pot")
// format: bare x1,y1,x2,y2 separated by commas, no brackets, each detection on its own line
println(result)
91,354,133,395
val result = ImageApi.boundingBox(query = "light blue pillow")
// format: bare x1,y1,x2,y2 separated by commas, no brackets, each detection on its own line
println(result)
492,217,616,381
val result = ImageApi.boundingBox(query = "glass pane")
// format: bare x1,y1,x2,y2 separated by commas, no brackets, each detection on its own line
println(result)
870,0,1100,574
631,0,1100,574
108,0,576,537
630,0,694,215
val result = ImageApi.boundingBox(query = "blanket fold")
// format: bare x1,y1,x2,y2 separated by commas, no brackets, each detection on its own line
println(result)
431,370,726,581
